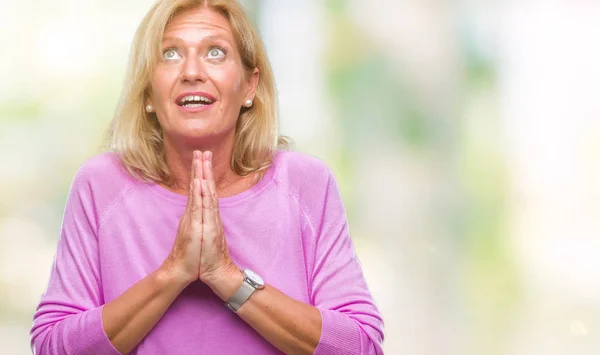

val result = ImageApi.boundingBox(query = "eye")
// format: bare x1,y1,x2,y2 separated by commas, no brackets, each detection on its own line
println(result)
207,47,226,60
163,48,181,61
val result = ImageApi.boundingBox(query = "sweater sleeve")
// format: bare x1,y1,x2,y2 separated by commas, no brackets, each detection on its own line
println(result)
308,169,385,355
30,166,121,355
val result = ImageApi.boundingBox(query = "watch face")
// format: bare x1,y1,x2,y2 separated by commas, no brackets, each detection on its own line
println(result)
244,269,265,287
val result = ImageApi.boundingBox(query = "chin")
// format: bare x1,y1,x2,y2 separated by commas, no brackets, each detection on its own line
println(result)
174,123,235,143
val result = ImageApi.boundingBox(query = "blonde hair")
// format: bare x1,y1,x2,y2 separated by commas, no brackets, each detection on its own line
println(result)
106,0,290,184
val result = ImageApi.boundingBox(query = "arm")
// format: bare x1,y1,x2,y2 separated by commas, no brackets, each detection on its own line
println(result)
307,170,384,355
203,166,383,355
101,155,205,353
31,157,203,355
32,227,188,355
196,151,322,354
30,166,125,355
204,269,322,355
99,266,189,354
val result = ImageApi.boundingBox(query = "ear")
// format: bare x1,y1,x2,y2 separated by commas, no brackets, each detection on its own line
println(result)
245,67,259,102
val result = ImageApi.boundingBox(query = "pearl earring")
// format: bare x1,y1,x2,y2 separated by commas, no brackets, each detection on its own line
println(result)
145,104,153,113
244,99,253,108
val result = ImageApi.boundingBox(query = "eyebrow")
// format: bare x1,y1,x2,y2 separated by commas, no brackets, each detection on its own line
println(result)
162,35,234,47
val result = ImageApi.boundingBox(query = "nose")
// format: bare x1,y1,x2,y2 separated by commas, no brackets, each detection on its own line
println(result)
181,54,208,83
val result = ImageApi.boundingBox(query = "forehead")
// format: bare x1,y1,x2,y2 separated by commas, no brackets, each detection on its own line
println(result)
163,6,234,41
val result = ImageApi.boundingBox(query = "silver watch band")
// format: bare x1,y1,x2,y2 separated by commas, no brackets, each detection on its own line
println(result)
226,279,256,312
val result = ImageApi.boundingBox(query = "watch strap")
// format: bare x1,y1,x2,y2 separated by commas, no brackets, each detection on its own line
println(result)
226,278,256,312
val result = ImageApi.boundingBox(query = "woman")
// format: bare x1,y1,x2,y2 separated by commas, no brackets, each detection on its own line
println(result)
30,0,384,354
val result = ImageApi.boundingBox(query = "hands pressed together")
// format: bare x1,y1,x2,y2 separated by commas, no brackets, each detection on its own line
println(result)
165,150,240,295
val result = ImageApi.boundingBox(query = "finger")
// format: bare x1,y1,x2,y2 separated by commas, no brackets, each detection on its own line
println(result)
207,152,218,196
192,178,202,220
208,177,219,223
185,153,198,211
202,158,212,204
201,152,219,209
201,179,215,225
196,152,204,183
202,151,213,183
193,158,203,225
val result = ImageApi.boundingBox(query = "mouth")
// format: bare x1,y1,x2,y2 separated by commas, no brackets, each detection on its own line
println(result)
175,92,216,108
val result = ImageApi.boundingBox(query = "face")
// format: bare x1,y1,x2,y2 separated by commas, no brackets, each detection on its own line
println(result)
149,6,258,146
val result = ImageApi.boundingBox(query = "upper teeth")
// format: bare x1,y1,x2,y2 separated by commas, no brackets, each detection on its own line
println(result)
179,95,213,104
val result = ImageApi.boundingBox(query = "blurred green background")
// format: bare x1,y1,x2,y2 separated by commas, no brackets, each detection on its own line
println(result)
2,1,600,354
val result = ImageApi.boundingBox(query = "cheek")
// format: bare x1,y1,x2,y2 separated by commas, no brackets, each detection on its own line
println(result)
230,72,242,92
151,69,177,104
210,67,244,98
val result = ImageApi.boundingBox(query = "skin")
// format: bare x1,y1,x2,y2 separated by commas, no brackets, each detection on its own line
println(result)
148,5,259,197
101,6,322,354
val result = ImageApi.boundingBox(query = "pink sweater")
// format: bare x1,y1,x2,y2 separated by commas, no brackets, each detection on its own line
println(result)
30,151,384,354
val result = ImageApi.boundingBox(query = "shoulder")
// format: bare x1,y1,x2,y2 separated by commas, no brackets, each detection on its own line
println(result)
270,150,338,204
272,150,332,185
67,152,140,217
270,151,348,239
75,151,121,173
72,152,135,188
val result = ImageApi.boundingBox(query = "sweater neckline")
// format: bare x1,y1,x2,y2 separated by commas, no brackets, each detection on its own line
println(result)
147,155,277,207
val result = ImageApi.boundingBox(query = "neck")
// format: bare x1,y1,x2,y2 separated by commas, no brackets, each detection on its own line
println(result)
162,134,239,196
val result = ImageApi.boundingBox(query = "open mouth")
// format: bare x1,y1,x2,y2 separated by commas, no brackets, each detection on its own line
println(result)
177,94,215,108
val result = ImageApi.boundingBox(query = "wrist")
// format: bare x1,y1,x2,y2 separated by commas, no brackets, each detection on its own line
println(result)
202,263,244,301
158,261,195,289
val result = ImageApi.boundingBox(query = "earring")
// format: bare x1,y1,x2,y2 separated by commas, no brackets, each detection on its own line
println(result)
146,104,153,112
244,99,253,108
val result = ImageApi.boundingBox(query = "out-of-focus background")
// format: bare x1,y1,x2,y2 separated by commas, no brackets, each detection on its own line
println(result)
2,0,600,354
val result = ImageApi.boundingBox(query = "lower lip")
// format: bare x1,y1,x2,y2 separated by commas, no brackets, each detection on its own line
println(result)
177,103,215,113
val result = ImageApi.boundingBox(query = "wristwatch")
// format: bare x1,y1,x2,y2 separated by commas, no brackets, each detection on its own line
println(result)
226,269,265,312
